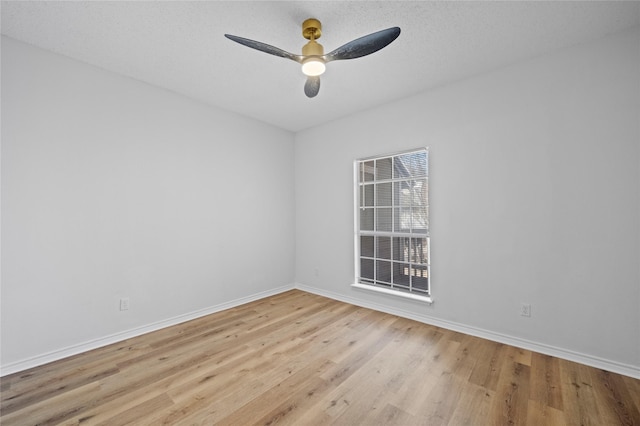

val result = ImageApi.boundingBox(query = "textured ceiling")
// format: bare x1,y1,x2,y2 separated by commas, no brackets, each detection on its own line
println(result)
2,1,639,132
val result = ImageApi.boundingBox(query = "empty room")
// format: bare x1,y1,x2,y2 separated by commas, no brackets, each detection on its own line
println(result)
1,1,639,425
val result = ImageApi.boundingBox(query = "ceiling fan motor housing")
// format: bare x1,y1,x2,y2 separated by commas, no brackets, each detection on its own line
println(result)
302,39,324,56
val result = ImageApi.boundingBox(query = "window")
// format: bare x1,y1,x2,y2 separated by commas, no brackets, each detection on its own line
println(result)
354,148,431,302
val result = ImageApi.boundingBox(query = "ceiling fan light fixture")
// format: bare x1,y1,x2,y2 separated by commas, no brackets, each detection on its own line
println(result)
301,38,325,76
302,57,326,76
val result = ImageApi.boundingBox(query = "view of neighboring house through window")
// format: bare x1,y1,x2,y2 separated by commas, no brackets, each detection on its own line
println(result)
355,148,430,297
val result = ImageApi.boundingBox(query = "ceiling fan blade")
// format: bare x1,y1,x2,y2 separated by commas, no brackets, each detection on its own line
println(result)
304,76,320,98
225,34,303,63
325,27,400,62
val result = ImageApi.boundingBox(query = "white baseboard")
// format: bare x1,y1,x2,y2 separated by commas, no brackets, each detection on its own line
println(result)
295,283,640,379
0,284,295,377
4,283,637,379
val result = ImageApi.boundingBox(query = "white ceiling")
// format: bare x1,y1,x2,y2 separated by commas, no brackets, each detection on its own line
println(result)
2,1,639,132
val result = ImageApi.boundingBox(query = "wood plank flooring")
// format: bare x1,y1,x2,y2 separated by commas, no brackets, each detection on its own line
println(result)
1,289,639,425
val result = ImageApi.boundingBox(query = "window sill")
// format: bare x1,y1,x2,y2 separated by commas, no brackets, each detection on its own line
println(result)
351,283,433,304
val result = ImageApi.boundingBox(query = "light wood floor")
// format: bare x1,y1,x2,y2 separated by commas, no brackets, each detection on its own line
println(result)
1,290,639,425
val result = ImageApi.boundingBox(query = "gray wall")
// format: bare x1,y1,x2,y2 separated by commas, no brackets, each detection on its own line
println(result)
295,27,639,374
1,37,296,370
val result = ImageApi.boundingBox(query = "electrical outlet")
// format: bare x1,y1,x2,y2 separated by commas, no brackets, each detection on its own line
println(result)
520,303,531,317
120,297,130,311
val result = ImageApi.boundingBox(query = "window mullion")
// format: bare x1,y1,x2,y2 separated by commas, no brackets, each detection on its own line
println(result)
373,160,377,283
409,176,413,292
389,172,393,289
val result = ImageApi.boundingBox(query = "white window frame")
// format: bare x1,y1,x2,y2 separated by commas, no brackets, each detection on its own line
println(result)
352,148,432,304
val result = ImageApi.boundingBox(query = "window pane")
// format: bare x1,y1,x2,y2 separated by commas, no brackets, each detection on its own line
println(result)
410,238,429,264
413,179,428,206
360,208,374,231
412,207,428,233
394,208,411,233
393,237,408,261
360,184,374,207
392,262,411,287
361,258,374,280
393,155,411,179
376,208,392,232
376,183,392,207
411,265,429,291
376,157,392,180
361,160,375,182
377,236,391,260
361,236,374,258
411,151,428,177
376,260,391,283
394,181,412,207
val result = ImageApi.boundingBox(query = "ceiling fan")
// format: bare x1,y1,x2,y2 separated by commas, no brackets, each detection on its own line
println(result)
225,19,401,98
